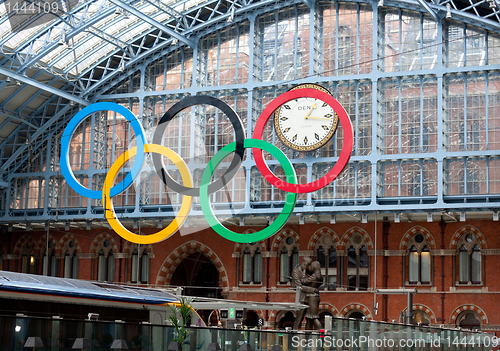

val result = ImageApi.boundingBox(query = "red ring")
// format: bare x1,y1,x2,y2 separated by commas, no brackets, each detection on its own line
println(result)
252,88,353,194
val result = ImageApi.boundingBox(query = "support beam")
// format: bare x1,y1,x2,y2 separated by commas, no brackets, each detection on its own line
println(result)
108,0,196,48
0,67,89,106
416,0,439,22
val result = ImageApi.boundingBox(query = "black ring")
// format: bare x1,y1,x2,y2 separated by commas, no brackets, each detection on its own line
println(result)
152,95,245,197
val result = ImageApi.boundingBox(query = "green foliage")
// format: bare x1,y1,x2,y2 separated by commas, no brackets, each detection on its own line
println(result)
167,296,194,344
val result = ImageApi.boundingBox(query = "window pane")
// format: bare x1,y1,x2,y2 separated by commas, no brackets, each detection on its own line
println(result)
131,252,139,283
409,251,419,282
420,251,431,283
459,250,470,282
243,253,252,283
471,250,481,283
141,254,149,283
359,275,368,290
359,247,368,268
64,254,72,278
347,275,356,290
317,247,326,267
280,251,289,283
98,254,106,281
72,255,79,279
253,252,262,283
347,247,357,268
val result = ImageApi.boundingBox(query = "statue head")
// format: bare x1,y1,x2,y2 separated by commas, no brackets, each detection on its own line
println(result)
300,256,312,269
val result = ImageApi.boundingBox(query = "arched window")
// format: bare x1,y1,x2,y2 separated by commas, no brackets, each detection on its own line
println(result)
20,240,36,274
457,311,481,330
315,233,337,291
457,233,482,284
279,236,299,284
406,233,432,285
96,239,115,282
42,241,59,277
412,310,431,326
240,243,262,284
131,247,150,284
63,240,79,279
345,233,369,291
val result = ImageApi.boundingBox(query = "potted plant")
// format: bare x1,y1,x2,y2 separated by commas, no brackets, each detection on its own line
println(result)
167,296,194,350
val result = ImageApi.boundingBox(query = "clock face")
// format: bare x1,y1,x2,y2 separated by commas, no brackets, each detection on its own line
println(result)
274,87,339,151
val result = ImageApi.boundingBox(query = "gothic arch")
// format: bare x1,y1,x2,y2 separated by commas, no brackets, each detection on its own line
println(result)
234,230,265,255
271,228,300,252
338,227,373,251
400,226,436,250
338,303,373,320
450,304,488,325
35,234,58,254
13,234,36,255
123,241,154,256
58,233,82,254
401,304,437,324
450,226,487,250
319,303,339,317
156,240,229,290
307,227,340,251
90,232,119,255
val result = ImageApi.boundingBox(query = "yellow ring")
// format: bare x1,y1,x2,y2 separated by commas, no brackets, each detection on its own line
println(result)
103,144,193,244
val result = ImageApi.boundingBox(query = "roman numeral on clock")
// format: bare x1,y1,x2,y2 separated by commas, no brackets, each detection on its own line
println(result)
315,133,320,140
304,136,308,144
322,125,329,130
283,127,290,133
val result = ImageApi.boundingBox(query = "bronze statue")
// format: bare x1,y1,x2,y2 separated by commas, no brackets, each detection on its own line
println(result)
291,257,323,330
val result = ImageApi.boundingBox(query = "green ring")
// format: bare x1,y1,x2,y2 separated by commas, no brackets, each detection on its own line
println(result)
200,139,297,243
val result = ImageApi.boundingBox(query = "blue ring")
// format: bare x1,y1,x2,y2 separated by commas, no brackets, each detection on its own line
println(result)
60,102,146,199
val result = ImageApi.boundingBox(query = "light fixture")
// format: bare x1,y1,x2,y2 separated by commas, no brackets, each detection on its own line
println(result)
227,6,235,23
361,214,368,223
86,221,91,230
24,337,44,351
110,339,129,350
171,38,178,46
298,214,304,225
489,0,497,8
493,211,499,221
330,215,336,224
72,338,91,350
239,217,244,226
378,0,384,7
6,76,11,82
157,219,163,228
446,3,452,19
15,80,21,86
427,212,433,222
394,213,400,223
124,11,129,19
460,212,466,222
120,60,125,72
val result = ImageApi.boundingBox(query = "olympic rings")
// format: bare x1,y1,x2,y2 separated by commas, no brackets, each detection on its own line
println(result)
153,96,245,197
200,139,297,243
252,88,353,194
60,102,146,200
61,90,352,244
103,144,193,244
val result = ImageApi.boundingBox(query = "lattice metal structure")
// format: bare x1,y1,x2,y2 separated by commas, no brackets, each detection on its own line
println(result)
0,0,500,227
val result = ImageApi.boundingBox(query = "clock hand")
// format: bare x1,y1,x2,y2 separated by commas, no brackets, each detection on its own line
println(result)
306,116,332,120
303,102,317,119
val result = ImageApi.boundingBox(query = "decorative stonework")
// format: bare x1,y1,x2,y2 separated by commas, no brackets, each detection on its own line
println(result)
450,225,487,250
123,241,154,257
58,233,82,255
401,304,437,324
319,303,339,317
155,240,229,290
90,232,118,255
338,227,373,251
450,304,488,325
307,227,340,251
338,303,373,320
400,226,436,251
271,228,300,252
35,234,58,254
13,234,36,255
